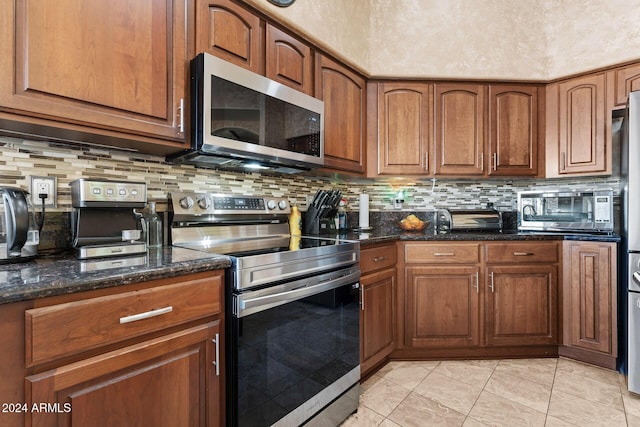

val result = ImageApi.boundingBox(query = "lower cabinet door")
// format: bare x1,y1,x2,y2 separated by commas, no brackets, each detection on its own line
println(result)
25,321,221,427
361,267,396,374
405,266,481,348
565,241,616,354
486,265,557,346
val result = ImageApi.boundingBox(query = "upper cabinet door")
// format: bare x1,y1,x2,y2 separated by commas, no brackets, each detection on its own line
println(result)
611,63,640,108
1,0,189,146
266,24,313,96
557,73,608,175
315,54,366,174
488,85,539,176
195,0,263,74
375,82,432,175
434,84,486,176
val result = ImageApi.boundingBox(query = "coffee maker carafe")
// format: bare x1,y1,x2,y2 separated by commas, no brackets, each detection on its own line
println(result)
0,187,39,263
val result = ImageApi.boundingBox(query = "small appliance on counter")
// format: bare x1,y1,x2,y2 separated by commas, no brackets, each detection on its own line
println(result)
304,189,342,235
435,208,503,234
517,188,614,233
70,179,147,259
0,187,39,263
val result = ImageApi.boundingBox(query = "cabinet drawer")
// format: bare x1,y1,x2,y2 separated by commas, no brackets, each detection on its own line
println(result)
404,242,480,264
485,242,559,263
26,272,223,367
361,244,397,274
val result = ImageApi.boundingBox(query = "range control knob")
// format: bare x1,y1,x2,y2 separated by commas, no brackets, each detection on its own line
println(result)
179,196,194,209
267,200,277,210
197,197,211,210
278,200,288,210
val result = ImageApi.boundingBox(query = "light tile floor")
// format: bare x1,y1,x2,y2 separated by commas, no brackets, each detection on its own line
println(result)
342,358,640,426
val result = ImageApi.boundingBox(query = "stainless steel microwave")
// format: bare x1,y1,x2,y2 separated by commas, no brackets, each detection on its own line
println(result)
517,189,614,232
167,53,324,173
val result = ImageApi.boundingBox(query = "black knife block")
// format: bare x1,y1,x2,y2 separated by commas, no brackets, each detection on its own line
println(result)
303,217,336,235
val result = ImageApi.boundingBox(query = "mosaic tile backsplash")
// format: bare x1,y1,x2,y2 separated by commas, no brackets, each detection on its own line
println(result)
0,137,621,249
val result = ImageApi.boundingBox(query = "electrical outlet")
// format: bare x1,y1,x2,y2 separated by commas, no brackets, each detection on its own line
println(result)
30,176,57,208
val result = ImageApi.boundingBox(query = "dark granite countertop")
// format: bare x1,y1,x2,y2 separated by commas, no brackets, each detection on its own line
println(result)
0,229,619,305
341,229,621,246
0,247,231,305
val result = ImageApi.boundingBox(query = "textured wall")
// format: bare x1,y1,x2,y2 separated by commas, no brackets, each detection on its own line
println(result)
241,0,371,73
243,0,640,80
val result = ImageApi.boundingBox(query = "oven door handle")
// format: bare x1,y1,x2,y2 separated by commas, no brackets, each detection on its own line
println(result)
234,271,360,317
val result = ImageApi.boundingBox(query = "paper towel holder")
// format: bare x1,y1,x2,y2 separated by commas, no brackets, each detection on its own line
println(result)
355,192,373,232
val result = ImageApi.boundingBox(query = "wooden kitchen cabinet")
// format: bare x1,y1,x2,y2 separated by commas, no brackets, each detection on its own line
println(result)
195,0,264,74
0,0,191,154
434,83,486,176
26,321,221,427
403,242,481,348
372,82,432,176
561,241,618,369
609,62,640,108
266,24,314,96
315,54,366,173
359,244,397,377
5,271,225,427
398,241,559,357
546,73,610,176
485,242,559,347
488,85,539,176
405,266,481,348
485,265,557,347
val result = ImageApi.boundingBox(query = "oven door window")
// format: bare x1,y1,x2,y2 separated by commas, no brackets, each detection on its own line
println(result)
231,284,359,426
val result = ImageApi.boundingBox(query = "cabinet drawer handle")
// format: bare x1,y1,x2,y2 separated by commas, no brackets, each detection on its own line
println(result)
474,272,479,293
119,306,173,324
513,252,534,256
372,256,386,262
490,272,495,292
434,252,455,256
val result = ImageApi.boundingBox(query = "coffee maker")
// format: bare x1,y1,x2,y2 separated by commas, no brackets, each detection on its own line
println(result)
70,179,147,259
0,187,39,263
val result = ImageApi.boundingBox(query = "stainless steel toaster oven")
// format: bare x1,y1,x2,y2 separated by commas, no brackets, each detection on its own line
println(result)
517,189,614,233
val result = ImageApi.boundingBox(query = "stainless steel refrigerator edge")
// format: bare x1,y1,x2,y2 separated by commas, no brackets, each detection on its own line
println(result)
623,90,640,393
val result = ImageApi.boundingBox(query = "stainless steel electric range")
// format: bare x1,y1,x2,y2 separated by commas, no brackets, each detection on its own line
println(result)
169,192,361,427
